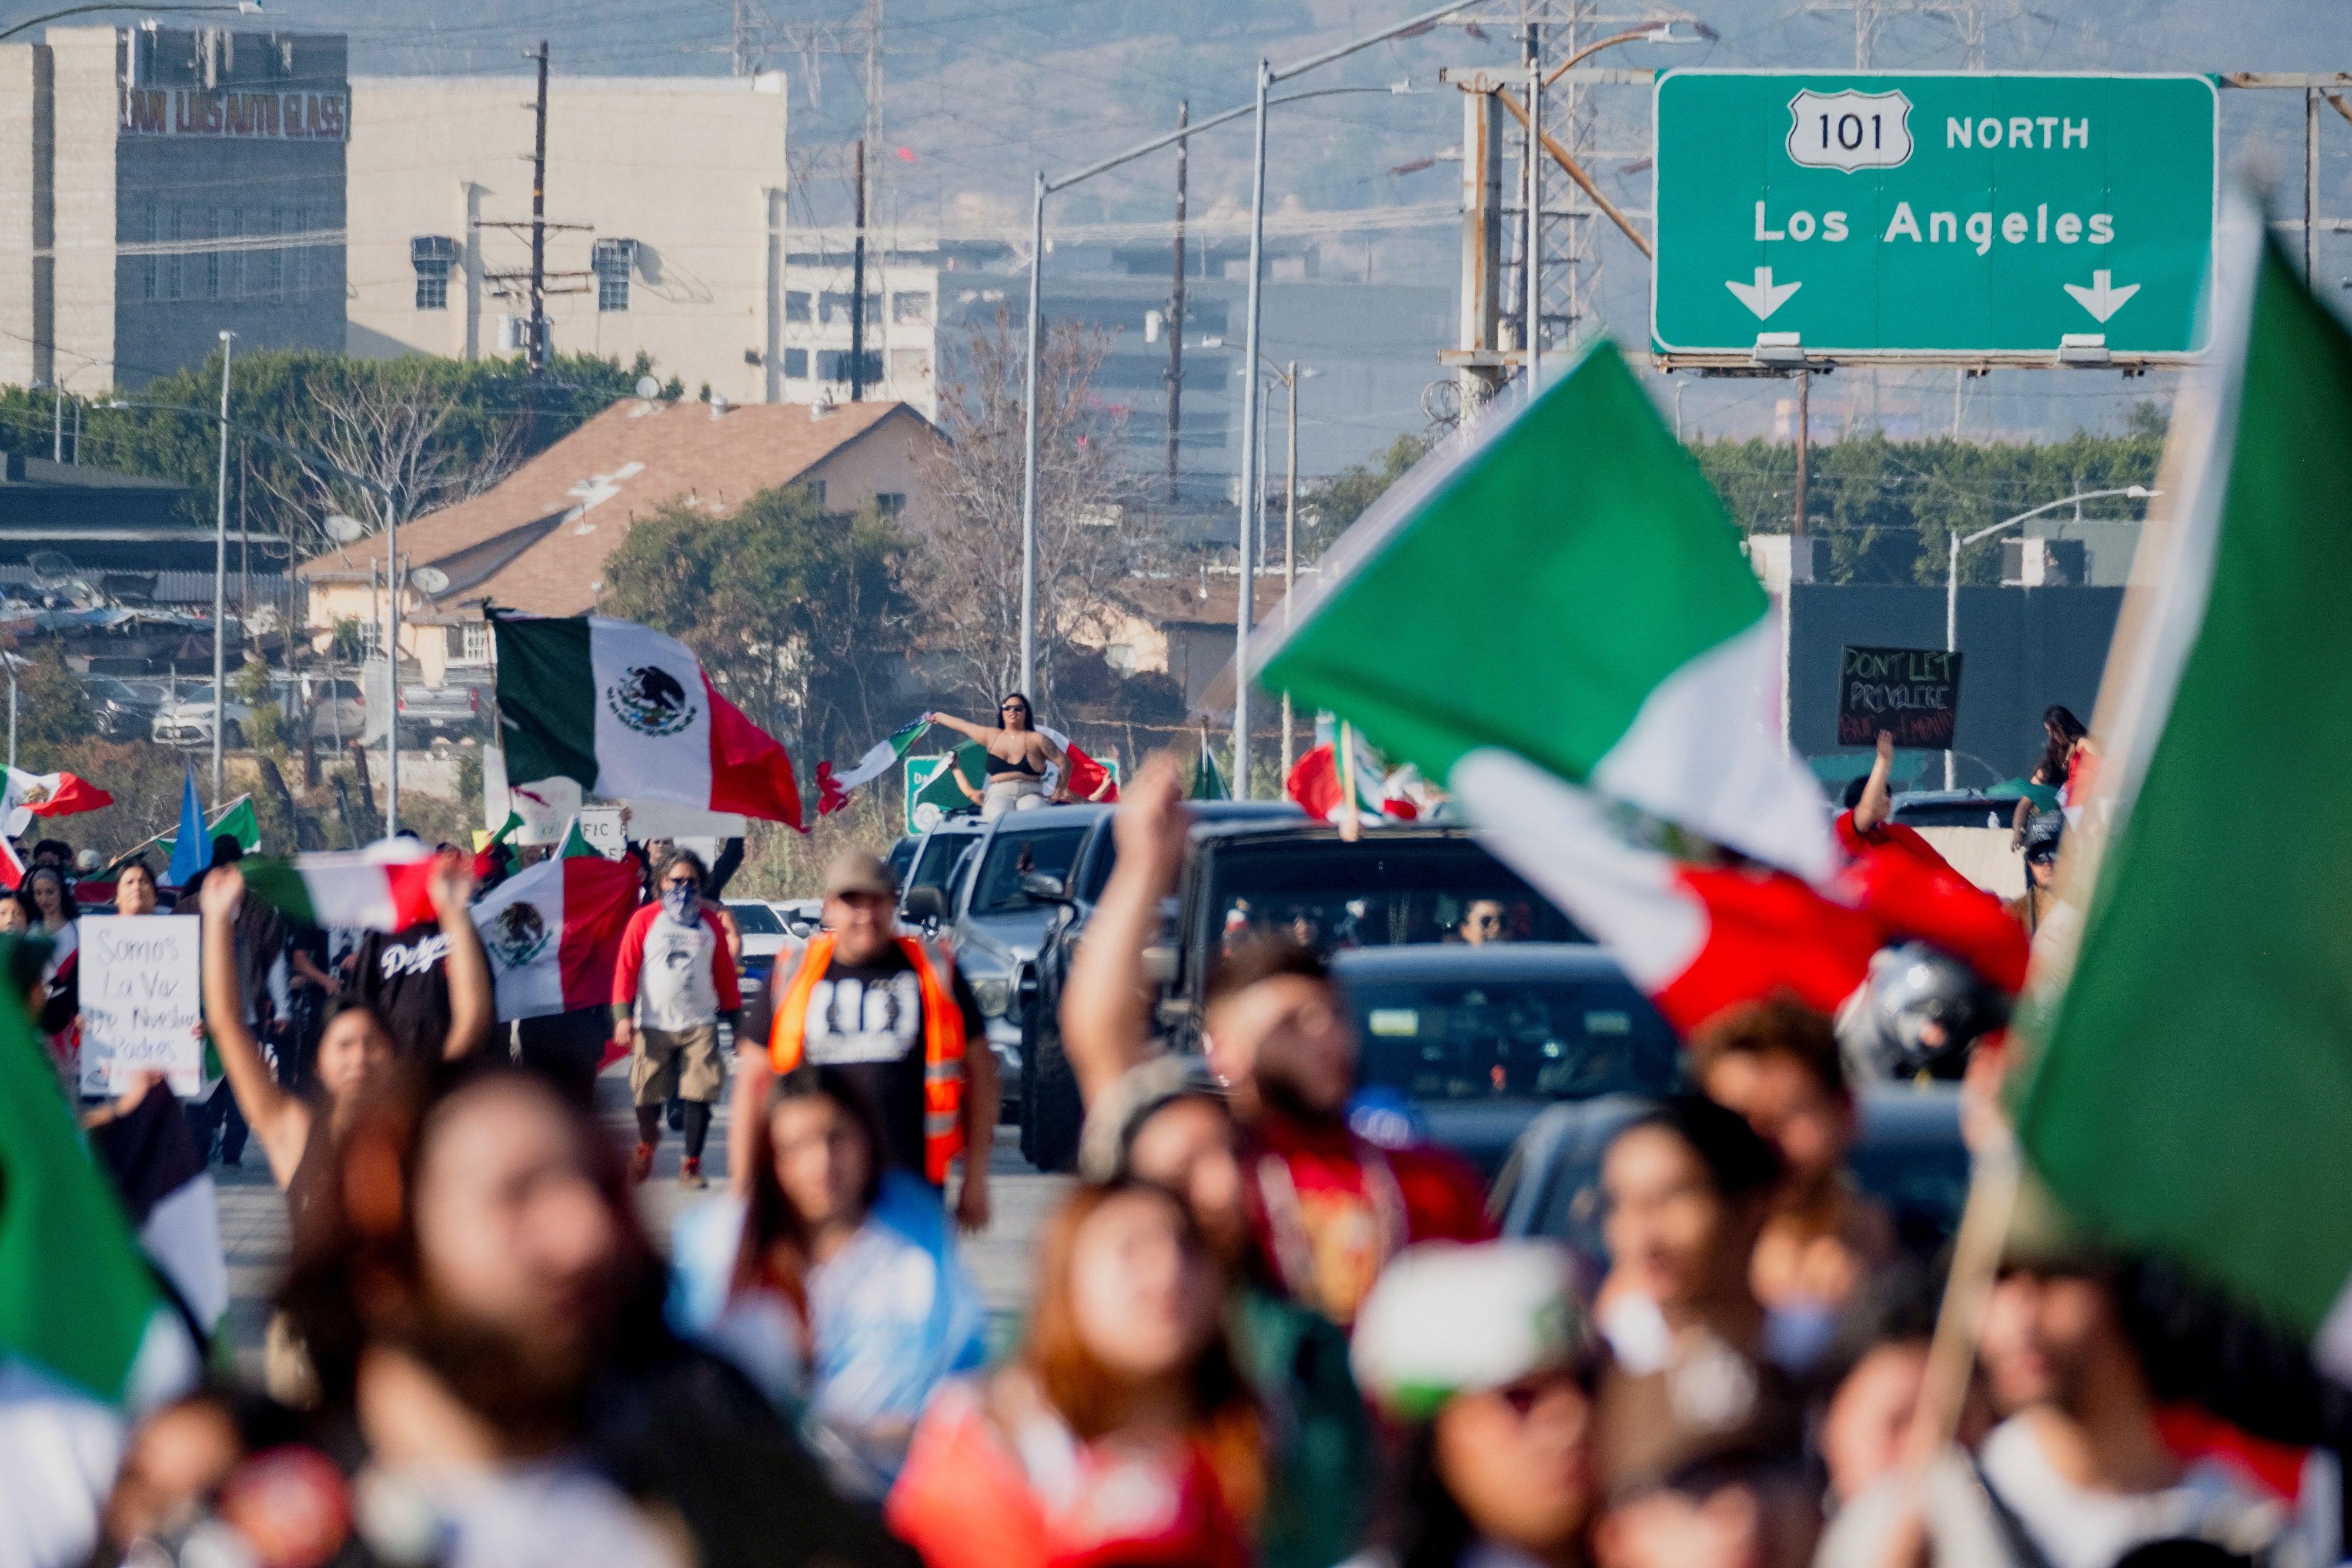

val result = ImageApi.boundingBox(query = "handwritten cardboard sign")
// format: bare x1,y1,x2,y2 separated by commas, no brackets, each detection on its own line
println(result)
1838,645,1965,749
81,915,204,1096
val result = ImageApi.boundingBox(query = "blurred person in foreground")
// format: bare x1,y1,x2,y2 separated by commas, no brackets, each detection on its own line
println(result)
101,1068,912,1568
1688,999,1895,1373
667,1064,986,1502
886,1179,1260,1567
735,848,995,1232
1344,1240,1602,1568
613,849,739,1189
1060,751,1490,1330
1822,1184,2304,1568
1592,1097,1803,1492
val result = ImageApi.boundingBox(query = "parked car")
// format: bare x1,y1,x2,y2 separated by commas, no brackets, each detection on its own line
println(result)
1491,1084,1970,1275
896,818,985,932
300,674,366,740
151,684,254,748
886,834,921,892
771,898,824,939
84,677,166,739
1332,944,1682,1179
1015,800,1302,1170
395,683,485,734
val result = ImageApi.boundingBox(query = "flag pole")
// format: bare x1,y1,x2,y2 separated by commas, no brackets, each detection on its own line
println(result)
1337,719,1363,843
1902,1129,2019,1471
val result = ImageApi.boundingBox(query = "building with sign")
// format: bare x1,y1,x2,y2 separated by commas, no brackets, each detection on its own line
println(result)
0,25,349,393
343,74,795,405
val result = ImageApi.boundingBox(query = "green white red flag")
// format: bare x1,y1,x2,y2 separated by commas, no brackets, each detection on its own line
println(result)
1256,343,1833,884
240,839,439,932
2010,194,2352,1380
470,839,640,1021
819,717,932,815
1,767,112,838
492,611,804,828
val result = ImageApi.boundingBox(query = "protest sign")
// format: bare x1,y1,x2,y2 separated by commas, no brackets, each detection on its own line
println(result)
1838,646,1964,748
81,915,205,1096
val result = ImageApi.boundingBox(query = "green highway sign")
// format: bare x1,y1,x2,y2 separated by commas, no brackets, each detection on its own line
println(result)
1652,71,2216,362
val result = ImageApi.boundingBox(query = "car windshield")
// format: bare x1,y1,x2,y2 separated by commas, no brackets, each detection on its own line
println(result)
970,826,1091,914
1892,797,2026,829
176,685,218,705
88,678,136,700
906,831,976,900
1208,839,1586,955
1348,974,1679,1103
726,901,784,934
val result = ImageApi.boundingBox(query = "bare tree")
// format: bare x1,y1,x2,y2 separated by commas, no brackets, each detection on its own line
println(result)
251,360,522,550
915,310,1141,715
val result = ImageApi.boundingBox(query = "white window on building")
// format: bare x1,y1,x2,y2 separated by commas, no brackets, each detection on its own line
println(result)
593,238,636,313
411,236,456,311
783,348,808,379
461,620,490,663
819,290,879,326
875,492,907,516
891,290,931,323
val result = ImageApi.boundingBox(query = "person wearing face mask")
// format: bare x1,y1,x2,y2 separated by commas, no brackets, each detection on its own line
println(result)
886,1180,1261,1567
1345,1241,1602,1568
614,850,740,1189
1060,752,1491,1332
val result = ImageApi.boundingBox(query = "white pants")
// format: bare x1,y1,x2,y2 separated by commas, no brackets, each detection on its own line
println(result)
981,778,1045,819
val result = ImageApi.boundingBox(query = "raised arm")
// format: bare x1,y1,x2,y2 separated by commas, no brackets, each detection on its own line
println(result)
199,868,308,1185
1853,729,1897,835
427,850,493,1061
1058,752,1190,1105
929,711,1001,745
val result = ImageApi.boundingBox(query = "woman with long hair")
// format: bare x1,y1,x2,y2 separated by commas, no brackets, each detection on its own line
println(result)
927,694,1069,818
669,1065,986,1501
1349,1242,1601,1568
887,1181,1261,1567
18,862,81,1076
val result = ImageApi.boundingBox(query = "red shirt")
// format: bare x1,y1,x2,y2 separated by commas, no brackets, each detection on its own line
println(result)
1244,1112,1493,1325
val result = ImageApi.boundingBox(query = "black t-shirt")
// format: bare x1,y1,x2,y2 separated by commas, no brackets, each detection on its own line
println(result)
354,920,452,1061
777,945,985,1182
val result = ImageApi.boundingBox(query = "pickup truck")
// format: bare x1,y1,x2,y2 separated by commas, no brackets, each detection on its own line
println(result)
394,683,485,734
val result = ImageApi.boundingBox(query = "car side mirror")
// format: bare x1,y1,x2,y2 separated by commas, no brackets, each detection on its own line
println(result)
901,887,948,925
1020,872,1069,903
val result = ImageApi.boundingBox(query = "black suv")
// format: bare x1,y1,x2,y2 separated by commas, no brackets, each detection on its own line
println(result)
1019,812,1590,1171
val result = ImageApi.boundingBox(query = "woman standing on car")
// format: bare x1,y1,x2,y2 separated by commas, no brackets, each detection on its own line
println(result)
927,695,1068,819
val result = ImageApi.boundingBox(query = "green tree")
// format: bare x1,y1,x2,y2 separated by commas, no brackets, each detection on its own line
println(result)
1303,433,1429,561
600,483,921,765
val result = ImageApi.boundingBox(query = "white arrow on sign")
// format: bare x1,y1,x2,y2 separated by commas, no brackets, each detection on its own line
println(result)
1726,267,1802,321
2063,270,2141,324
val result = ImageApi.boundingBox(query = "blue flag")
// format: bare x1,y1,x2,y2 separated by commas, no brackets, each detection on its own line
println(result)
165,767,205,889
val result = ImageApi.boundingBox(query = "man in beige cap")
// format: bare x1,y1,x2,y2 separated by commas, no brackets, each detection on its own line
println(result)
730,847,996,1229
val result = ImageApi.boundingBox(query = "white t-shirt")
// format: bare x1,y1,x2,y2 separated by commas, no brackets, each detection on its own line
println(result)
1977,1413,2298,1568
636,909,721,1032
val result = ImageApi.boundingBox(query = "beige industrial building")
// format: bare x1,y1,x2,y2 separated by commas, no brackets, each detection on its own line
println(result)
344,72,930,410
0,24,349,394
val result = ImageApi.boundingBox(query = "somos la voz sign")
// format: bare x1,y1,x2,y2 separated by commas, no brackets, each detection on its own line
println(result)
119,86,348,141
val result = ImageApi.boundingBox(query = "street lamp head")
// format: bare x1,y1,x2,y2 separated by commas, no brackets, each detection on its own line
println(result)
2126,485,2156,499
238,1,263,12
99,399,128,409
1657,19,1718,42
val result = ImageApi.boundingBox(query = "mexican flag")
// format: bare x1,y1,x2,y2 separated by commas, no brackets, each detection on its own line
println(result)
819,717,933,816
2010,198,2352,1380
1287,724,1396,823
492,611,804,828
470,838,641,1021
1189,740,1230,802
1040,726,1118,803
0,767,112,838
241,838,440,932
1257,342,1832,885
0,948,171,1402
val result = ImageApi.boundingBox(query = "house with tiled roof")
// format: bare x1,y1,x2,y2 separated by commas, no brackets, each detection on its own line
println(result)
298,394,941,680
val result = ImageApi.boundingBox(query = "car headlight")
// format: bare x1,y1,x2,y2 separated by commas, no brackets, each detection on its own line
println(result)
969,976,1012,1018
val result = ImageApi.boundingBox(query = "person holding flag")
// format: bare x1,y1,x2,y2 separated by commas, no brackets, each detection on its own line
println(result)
925,694,1068,818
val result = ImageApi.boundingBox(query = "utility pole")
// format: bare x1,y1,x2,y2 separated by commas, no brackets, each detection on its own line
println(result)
1167,99,1187,503
527,39,549,377
850,139,868,402
732,0,749,75
212,331,233,806
1793,369,1810,539
1280,360,1298,779
1521,22,1541,387
51,386,61,462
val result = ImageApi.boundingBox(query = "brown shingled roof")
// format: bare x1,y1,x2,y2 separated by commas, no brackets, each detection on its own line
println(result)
299,399,934,617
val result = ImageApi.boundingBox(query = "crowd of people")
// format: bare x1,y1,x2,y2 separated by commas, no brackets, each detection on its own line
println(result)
2,707,2337,1568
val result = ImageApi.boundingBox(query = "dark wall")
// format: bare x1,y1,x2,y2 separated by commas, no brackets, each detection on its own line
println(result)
1788,583,2122,785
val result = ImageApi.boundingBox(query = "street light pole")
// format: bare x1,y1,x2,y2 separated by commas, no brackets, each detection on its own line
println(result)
0,0,259,41
1282,360,1298,778
212,331,233,806
1943,484,2154,788
1524,52,1542,392
1234,56,1271,797
1020,169,1044,698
